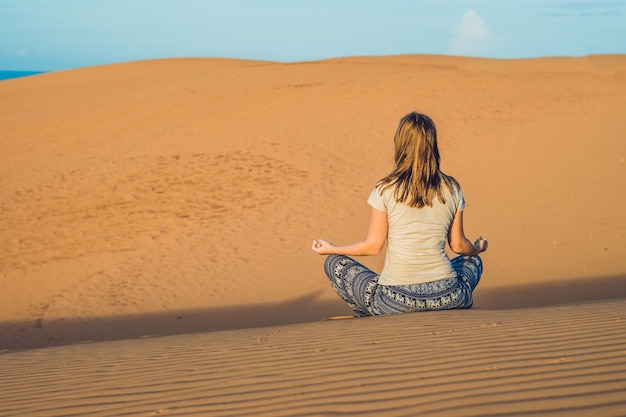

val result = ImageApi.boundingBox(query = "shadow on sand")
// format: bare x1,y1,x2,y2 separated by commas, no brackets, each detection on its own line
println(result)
474,274,626,309
0,292,352,351
2,274,625,351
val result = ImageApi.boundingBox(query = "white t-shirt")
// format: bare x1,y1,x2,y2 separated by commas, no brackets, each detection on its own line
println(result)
367,183,465,285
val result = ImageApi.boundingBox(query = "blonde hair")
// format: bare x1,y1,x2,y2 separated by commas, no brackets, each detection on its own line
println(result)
377,112,458,208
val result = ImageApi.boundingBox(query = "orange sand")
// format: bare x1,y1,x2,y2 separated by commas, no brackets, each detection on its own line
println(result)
1,55,625,415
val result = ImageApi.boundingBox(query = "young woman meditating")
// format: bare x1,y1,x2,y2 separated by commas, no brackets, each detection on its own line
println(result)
312,111,487,316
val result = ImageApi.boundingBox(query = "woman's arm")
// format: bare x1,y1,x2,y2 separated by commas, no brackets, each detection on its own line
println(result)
312,207,388,256
447,211,488,256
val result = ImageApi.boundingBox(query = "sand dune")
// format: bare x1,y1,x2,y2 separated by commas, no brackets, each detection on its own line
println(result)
1,55,626,414
2,300,625,416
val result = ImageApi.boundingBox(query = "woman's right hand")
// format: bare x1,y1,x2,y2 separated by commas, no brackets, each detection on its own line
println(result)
474,236,488,253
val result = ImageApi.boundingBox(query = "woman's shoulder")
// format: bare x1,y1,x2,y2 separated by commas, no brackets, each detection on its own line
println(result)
432,173,461,208
442,175,465,210
372,181,398,202
367,183,389,212
440,174,461,196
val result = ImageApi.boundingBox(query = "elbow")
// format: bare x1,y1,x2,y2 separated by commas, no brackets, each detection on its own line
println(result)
449,240,473,256
450,246,465,255
364,240,385,256
368,247,383,256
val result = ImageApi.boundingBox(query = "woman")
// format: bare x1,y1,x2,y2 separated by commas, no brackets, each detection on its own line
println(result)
312,112,487,316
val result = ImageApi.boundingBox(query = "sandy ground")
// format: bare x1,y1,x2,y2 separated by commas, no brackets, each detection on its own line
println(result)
1,55,625,415
2,300,625,416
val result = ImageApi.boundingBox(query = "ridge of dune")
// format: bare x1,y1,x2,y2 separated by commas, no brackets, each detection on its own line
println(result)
1,55,626,350
1,299,625,416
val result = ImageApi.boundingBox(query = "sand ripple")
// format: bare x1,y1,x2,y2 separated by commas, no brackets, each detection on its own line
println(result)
2,300,625,416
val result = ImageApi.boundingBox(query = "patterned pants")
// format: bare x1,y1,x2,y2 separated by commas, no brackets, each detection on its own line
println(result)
324,255,483,316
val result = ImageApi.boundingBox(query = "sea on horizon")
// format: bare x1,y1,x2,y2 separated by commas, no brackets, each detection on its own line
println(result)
0,70,46,81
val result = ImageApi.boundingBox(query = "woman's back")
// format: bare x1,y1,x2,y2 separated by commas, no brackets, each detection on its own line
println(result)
368,182,465,285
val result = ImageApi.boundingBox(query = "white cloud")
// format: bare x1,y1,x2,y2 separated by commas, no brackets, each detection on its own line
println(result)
456,10,490,41
448,10,491,56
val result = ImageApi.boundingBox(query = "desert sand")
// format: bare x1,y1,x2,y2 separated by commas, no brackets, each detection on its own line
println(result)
1,55,625,415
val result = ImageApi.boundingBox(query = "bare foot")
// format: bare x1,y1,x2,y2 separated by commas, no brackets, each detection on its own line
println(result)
323,315,358,321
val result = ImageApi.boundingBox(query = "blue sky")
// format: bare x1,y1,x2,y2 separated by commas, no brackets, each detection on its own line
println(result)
1,0,625,71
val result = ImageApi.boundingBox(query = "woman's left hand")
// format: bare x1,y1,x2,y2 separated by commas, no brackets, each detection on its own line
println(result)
311,239,334,255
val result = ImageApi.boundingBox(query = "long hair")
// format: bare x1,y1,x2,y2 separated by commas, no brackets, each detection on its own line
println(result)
377,112,458,208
